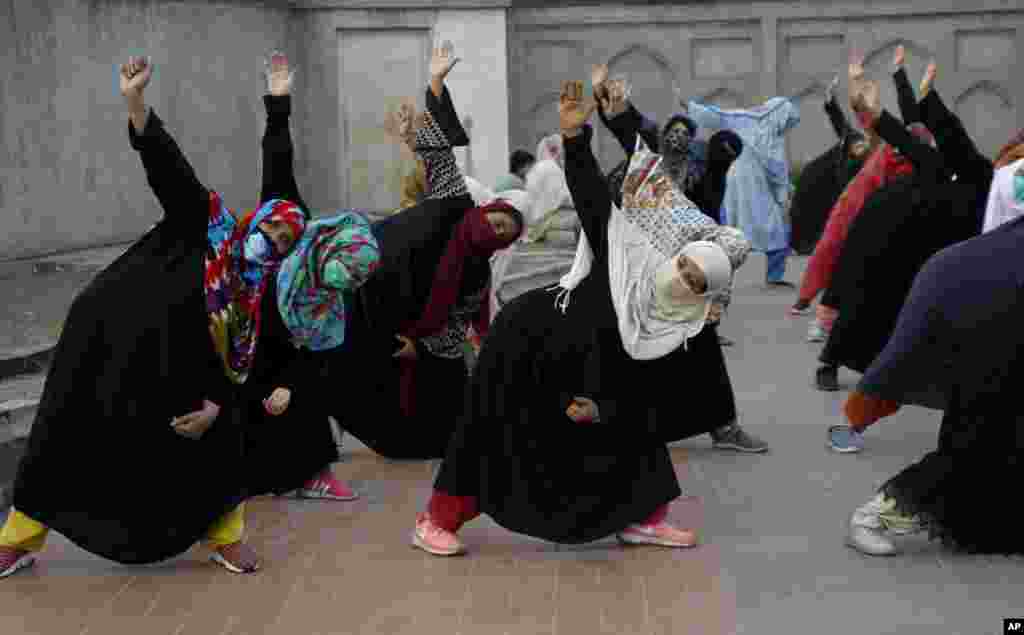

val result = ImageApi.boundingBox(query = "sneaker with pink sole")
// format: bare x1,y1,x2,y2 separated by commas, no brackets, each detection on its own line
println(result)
617,522,698,548
210,541,261,574
295,471,359,501
412,512,465,556
0,546,36,579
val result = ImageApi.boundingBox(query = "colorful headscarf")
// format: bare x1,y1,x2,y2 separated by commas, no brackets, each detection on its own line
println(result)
995,129,1024,169
982,158,1024,233
205,193,306,384
276,212,380,351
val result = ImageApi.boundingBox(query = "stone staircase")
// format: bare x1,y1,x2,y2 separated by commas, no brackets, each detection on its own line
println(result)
0,244,128,508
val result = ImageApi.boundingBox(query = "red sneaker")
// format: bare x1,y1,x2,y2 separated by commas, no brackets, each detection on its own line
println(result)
412,512,465,556
297,470,359,501
617,522,698,548
0,546,35,579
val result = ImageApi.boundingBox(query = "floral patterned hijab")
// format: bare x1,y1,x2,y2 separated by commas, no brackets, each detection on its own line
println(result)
276,212,381,351
204,194,306,384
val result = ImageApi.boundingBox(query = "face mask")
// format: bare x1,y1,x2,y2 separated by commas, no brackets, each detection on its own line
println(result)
244,229,272,263
650,256,709,323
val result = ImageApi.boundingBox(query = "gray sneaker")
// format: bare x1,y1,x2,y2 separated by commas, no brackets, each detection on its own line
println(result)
710,424,769,453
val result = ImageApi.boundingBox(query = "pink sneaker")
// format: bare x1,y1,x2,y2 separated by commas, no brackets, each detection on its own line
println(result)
297,470,359,501
0,546,35,579
412,512,465,556
210,541,261,574
617,521,698,548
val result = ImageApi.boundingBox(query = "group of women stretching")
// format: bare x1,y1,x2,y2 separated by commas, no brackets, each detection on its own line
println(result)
787,47,1024,556
0,42,760,577
1,38,1022,579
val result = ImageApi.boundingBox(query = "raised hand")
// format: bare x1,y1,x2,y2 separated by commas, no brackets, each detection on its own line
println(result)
603,77,630,116
119,55,152,99
558,80,595,136
893,44,905,67
384,98,421,149
430,40,460,81
591,63,609,97
920,60,937,97
265,51,295,96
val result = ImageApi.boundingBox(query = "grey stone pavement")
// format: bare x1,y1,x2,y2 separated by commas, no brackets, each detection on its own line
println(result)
696,254,1023,635
0,245,1022,634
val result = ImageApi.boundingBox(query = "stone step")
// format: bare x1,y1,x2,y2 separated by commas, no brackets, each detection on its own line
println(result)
0,374,44,508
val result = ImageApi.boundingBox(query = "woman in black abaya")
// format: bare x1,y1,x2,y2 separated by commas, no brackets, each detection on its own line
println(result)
0,56,307,578
818,65,989,404
837,164,1024,555
591,67,764,451
788,75,872,256
325,43,526,460
410,79,751,557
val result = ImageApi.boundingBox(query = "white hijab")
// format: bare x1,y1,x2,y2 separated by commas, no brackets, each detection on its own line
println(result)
982,158,1024,234
553,137,733,360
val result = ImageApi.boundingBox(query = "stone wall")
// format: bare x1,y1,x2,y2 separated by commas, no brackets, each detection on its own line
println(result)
289,4,510,219
0,0,294,261
509,1,1024,173
4,0,1022,259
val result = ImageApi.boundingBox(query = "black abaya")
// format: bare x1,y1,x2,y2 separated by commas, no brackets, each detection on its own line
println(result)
433,124,682,544
821,90,991,374
326,85,480,459
12,112,261,564
241,94,339,495
856,218,1024,553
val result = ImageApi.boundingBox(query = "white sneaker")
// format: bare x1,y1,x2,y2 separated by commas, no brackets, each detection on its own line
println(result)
846,494,897,555
846,493,924,556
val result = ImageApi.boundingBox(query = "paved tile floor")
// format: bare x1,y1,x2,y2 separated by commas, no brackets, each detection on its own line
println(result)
0,254,1021,635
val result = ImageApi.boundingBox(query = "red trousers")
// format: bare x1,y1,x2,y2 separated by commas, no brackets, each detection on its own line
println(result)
426,491,669,533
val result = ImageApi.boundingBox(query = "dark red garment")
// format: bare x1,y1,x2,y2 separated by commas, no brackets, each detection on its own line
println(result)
797,125,935,304
402,201,517,339
398,201,520,417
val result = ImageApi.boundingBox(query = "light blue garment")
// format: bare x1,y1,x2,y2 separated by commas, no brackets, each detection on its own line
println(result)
688,98,800,252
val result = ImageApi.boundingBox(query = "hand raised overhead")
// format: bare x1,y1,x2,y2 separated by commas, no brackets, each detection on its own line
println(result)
558,80,595,136
893,44,905,67
430,40,460,80
591,63,609,96
265,51,295,96
119,56,152,99
847,51,880,119
920,60,937,97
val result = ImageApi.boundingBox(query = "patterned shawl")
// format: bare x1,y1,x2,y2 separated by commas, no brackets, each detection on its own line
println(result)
276,212,381,351
205,194,306,384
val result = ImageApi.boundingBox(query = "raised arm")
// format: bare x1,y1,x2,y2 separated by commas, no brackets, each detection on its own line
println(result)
686,100,728,131
849,59,946,182
891,46,922,125
592,65,659,158
824,76,856,141
917,72,992,184
260,52,309,217
122,57,211,228
397,41,470,201
559,81,611,258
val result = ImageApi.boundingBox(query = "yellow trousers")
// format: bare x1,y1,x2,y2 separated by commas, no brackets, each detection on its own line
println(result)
0,503,246,552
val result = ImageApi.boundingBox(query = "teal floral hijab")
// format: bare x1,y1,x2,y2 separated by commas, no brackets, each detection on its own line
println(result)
276,212,380,351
